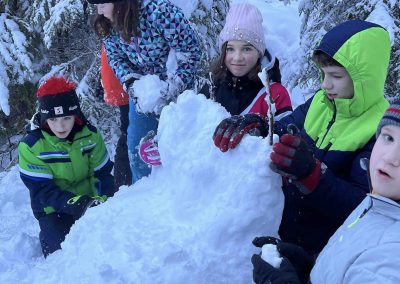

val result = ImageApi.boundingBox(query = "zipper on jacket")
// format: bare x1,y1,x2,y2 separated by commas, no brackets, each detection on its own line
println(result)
348,159,374,228
318,101,336,148
347,197,374,228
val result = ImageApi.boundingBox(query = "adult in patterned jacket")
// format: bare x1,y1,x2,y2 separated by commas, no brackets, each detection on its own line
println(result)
88,0,202,183
215,20,391,256
204,3,292,147
18,76,115,257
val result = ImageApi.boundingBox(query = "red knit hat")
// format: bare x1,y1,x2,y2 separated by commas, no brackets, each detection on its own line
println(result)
36,76,83,125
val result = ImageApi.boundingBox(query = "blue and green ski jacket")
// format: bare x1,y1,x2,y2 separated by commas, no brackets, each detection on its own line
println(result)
18,123,114,219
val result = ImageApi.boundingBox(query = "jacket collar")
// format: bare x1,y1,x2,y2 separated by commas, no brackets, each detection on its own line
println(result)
369,195,400,221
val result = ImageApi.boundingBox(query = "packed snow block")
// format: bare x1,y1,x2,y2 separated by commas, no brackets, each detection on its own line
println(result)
27,91,284,283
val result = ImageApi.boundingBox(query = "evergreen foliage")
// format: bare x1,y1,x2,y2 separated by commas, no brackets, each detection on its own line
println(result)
287,0,400,97
0,0,229,170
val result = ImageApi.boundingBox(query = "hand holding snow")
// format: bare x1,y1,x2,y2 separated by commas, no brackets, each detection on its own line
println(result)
261,244,283,268
132,74,168,114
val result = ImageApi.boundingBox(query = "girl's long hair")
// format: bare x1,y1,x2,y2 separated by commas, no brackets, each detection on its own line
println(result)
113,0,140,42
94,14,112,37
93,0,139,42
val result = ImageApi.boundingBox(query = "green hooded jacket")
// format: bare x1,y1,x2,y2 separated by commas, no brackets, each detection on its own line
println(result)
305,21,390,151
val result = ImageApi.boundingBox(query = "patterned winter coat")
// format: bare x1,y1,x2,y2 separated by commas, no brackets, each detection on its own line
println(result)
311,195,400,283
18,123,114,219
103,0,201,89
274,20,390,254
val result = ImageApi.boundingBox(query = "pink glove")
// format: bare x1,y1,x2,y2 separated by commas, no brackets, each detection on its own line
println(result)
139,136,162,166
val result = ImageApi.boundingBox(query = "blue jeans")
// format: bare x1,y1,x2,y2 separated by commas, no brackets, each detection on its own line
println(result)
127,98,159,184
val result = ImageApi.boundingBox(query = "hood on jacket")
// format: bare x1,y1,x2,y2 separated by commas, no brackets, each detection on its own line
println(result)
304,20,390,151
315,20,390,117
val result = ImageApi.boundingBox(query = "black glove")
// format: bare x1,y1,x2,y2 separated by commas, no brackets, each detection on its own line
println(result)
64,195,96,219
213,113,268,152
251,254,301,284
252,236,314,284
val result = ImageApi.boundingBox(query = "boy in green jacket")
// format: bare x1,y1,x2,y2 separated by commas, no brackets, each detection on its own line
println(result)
18,76,115,257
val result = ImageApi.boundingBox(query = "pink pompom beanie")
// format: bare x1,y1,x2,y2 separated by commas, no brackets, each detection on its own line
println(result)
218,3,266,55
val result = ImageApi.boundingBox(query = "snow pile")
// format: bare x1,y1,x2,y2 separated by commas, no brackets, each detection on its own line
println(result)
133,74,168,114
261,244,282,268
3,91,283,283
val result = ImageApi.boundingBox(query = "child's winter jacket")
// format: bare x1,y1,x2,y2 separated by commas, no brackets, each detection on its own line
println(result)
210,71,292,118
311,195,400,283
274,20,390,254
18,123,114,219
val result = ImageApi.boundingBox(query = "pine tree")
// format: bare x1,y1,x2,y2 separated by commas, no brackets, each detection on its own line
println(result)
286,0,400,97
0,0,229,171
0,2,34,116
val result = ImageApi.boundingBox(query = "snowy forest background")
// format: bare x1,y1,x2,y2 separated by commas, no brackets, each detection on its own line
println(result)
0,0,400,170
0,0,400,282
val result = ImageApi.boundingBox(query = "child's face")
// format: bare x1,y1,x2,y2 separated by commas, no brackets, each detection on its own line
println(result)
97,3,114,21
224,40,260,77
320,66,354,100
46,116,75,139
370,125,400,200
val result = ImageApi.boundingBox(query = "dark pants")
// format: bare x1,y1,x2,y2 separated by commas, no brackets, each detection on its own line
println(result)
114,104,132,190
38,213,76,257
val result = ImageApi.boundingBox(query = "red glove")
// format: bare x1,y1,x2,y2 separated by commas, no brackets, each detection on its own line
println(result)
213,113,268,152
270,132,321,193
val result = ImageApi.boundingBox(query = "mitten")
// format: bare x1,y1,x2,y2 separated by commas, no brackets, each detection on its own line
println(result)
139,130,161,166
251,254,301,284
252,236,314,284
64,195,96,219
270,124,321,193
213,113,268,152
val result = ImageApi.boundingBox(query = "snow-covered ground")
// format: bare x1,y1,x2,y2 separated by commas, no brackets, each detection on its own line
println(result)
0,0,303,283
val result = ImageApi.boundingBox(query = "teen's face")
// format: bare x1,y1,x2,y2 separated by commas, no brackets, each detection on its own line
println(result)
47,116,75,139
97,3,114,21
320,66,354,100
370,125,400,200
224,40,260,77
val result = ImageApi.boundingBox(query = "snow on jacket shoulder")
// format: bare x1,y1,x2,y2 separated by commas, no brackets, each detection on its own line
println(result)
311,195,400,284
100,44,129,106
103,0,201,89
18,124,114,219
